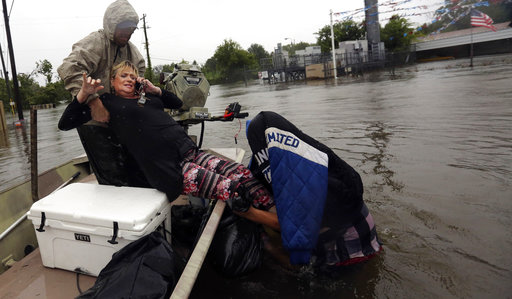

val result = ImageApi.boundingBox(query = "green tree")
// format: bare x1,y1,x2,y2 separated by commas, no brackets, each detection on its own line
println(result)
316,20,365,53
17,73,40,108
26,80,70,105
30,82,65,105
154,59,190,77
35,59,53,84
0,62,71,109
213,39,256,83
0,78,12,110
203,57,217,72
50,80,72,103
247,43,270,67
143,68,154,83
202,57,222,83
381,15,414,51
153,64,175,77
161,64,174,73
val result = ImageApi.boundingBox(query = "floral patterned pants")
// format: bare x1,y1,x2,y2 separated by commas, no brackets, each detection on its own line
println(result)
181,151,272,207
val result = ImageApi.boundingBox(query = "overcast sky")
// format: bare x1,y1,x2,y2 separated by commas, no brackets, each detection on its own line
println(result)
1,0,442,83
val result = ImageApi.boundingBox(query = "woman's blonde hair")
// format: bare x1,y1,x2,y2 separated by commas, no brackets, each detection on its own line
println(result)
110,60,139,80
110,60,139,94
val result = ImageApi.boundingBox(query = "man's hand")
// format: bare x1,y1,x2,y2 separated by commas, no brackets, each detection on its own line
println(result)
88,98,110,123
234,206,280,231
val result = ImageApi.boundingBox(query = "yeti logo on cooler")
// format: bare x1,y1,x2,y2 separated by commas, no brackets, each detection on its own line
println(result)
74,233,91,242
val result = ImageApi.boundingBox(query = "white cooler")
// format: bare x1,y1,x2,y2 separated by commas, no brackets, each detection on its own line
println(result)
28,183,172,276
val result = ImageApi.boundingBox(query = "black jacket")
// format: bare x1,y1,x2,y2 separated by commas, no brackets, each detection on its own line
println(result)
58,90,197,200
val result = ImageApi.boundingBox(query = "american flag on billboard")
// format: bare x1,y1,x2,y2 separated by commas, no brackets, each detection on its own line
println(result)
471,9,497,31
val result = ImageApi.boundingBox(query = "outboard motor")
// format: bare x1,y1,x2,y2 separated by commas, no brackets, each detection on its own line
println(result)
160,64,209,111
159,63,247,148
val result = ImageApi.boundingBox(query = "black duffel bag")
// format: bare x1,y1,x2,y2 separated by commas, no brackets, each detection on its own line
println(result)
77,232,185,299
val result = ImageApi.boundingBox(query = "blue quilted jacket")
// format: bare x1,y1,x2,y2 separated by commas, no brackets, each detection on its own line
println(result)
265,127,328,264
247,113,329,264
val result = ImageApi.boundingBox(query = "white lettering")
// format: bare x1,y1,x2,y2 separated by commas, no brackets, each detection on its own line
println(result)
262,166,272,183
266,132,300,148
255,148,269,165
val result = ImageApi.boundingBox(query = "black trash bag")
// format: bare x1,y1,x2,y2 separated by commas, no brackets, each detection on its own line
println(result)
207,208,263,277
77,232,185,299
171,204,263,277
171,204,207,249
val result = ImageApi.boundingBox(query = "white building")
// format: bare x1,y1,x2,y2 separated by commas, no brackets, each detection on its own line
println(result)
295,46,322,56
334,40,385,66
335,40,368,66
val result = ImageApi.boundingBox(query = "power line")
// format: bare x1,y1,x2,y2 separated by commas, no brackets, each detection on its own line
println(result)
333,0,446,24
8,0,13,17
151,57,182,62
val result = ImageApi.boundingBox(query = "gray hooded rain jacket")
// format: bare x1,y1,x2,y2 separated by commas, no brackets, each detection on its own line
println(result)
57,0,145,99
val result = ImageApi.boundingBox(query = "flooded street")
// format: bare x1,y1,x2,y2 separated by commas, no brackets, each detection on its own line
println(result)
1,55,511,298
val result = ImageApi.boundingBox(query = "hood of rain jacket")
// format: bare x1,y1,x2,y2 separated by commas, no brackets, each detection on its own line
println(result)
57,0,145,98
103,0,139,41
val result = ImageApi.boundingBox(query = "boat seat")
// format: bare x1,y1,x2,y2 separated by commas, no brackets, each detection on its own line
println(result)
76,124,151,188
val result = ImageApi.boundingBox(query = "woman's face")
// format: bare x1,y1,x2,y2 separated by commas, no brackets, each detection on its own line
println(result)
111,67,137,98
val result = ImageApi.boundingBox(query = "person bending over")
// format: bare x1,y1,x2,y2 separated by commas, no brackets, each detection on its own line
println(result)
238,111,382,270
58,60,270,211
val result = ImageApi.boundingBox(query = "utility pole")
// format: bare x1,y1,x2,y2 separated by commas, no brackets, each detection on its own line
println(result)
0,42,13,113
141,14,153,82
330,9,337,79
2,0,23,122
470,28,474,67
364,0,381,62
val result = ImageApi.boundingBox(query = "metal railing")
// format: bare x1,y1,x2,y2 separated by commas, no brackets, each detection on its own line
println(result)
264,50,416,73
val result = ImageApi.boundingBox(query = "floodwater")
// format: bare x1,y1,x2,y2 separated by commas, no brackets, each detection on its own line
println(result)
1,54,511,298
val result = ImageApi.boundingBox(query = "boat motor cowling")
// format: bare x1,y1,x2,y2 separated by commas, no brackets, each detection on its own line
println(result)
160,64,210,112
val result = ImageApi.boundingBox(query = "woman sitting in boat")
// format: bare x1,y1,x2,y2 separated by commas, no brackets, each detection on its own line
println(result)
58,60,270,211
238,111,382,271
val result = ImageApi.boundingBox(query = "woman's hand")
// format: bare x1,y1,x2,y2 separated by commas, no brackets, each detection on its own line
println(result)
137,77,162,96
77,72,104,103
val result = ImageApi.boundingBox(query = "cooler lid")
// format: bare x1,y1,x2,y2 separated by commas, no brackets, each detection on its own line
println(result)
28,183,168,232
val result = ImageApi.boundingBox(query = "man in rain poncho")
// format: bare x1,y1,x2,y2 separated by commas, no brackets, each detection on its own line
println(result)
58,0,145,123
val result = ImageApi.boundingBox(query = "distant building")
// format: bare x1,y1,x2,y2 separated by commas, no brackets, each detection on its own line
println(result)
295,46,321,56
269,38,385,80
336,40,368,66
273,43,289,69
335,40,385,66
294,46,322,66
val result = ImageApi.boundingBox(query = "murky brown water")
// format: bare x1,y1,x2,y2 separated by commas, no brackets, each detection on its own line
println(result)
1,54,511,298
